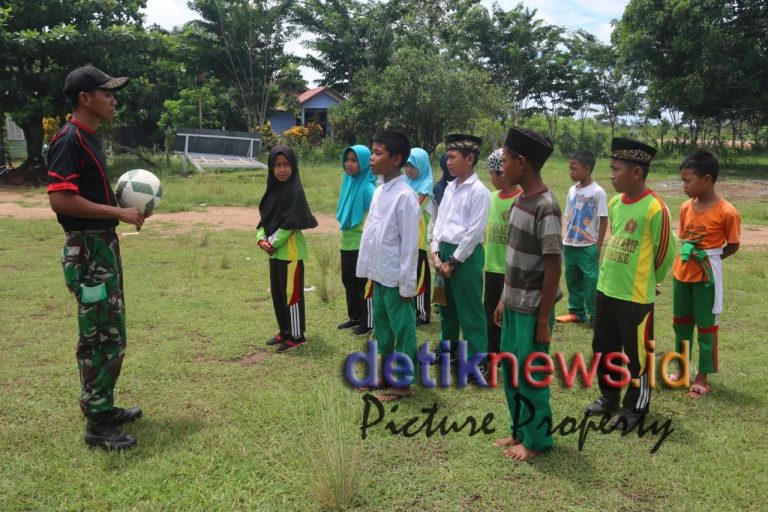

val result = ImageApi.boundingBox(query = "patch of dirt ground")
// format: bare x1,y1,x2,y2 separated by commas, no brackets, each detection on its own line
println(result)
0,187,338,235
653,178,768,201
739,224,768,248
1,186,765,247
192,351,270,367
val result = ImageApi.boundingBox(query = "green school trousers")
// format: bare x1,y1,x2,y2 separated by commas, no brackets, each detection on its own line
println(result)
500,307,555,453
438,242,488,358
563,244,599,318
673,278,719,374
373,282,418,366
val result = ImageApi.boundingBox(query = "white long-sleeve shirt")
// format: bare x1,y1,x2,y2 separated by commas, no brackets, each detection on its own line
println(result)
356,175,420,297
429,173,491,262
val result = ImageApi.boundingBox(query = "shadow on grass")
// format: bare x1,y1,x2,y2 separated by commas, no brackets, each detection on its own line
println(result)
100,415,206,466
301,334,340,357
706,383,764,407
531,442,598,478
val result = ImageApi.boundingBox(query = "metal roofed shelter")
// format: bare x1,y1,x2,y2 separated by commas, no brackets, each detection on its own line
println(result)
173,128,265,173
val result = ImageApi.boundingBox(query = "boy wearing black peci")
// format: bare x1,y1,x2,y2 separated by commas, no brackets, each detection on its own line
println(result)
493,127,562,461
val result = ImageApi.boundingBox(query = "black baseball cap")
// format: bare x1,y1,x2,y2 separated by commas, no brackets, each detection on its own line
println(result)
63,66,129,99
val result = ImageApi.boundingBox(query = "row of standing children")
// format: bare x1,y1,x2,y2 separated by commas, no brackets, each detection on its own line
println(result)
562,142,740,440
255,129,741,461
334,143,435,336
490,134,741,459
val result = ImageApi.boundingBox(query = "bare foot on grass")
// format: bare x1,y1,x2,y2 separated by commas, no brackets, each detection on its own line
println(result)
493,436,521,448
503,444,543,461
686,383,711,398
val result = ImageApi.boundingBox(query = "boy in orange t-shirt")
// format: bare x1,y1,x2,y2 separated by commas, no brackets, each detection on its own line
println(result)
672,150,741,398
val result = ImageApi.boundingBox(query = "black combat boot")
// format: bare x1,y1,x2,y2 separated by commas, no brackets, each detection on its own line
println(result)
84,413,137,451
104,406,143,426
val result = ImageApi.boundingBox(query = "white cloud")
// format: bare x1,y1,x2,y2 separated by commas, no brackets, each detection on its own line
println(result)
483,0,629,42
142,0,198,30
140,1,627,86
141,0,323,85
593,21,616,44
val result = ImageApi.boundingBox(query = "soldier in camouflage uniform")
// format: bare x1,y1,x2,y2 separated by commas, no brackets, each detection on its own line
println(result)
62,232,127,414
48,66,147,450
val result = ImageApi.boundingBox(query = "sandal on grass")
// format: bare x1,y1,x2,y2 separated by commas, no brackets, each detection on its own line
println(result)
687,383,711,398
375,388,415,402
354,384,384,393
353,380,385,393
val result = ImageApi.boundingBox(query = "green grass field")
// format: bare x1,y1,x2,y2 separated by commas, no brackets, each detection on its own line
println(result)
111,153,768,224
1,155,767,511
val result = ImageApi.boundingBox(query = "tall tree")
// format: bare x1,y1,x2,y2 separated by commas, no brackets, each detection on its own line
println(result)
615,0,768,145
188,0,297,130
459,3,565,125
273,63,308,116
158,77,235,131
293,0,400,95
113,28,198,146
530,27,575,140
0,0,147,162
564,31,600,146
395,0,483,53
574,31,640,141
330,47,503,153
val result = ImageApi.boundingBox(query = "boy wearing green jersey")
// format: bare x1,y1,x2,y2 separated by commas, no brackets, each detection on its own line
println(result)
483,148,520,354
584,138,676,430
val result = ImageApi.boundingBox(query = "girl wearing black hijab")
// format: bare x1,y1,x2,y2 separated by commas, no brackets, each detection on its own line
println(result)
257,145,318,353
432,153,457,207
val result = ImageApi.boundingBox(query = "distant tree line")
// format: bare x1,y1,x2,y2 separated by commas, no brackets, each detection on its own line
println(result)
1,0,766,165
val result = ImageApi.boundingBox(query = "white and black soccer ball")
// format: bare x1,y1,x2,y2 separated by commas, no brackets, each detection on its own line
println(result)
115,169,163,216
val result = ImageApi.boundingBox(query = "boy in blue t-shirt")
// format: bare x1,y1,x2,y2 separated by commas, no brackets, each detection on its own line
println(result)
556,150,608,325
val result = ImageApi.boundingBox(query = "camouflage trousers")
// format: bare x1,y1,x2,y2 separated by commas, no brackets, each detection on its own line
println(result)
61,230,126,417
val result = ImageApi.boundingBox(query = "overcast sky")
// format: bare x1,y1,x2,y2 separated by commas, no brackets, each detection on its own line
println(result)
142,0,629,85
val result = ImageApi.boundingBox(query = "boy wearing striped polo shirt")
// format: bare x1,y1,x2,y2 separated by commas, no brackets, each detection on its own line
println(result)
584,138,676,430
492,128,561,461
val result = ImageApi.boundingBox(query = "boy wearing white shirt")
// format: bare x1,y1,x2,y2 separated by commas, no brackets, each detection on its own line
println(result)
431,134,491,369
357,130,420,401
